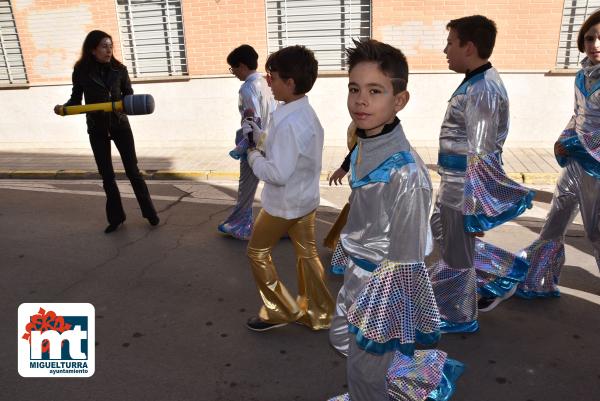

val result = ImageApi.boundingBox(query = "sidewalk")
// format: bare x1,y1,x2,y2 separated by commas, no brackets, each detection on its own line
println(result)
0,145,561,184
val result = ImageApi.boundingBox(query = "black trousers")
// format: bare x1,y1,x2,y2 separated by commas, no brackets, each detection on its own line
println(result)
89,130,156,225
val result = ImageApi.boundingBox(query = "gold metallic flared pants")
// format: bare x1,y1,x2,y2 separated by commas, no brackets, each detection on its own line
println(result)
246,208,334,330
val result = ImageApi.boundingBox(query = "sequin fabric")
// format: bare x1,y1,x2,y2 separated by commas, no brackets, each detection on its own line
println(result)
463,152,533,219
331,241,349,275
517,239,564,297
328,350,449,401
218,207,253,240
428,259,477,323
387,350,447,401
474,239,528,296
573,64,600,164
348,261,440,350
579,123,600,164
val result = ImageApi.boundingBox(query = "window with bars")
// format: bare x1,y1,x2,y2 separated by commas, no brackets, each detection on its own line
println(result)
266,0,371,71
116,0,188,77
556,1,600,69
0,0,27,84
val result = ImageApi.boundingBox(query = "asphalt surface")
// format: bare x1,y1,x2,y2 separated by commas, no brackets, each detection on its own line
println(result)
1,180,599,401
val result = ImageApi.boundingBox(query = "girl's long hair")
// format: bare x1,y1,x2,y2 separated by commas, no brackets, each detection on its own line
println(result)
74,30,124,72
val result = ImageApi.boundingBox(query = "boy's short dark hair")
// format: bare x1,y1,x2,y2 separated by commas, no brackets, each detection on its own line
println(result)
447,15,497,59
265,45,318,94
578,9,600,52
346,39,409,94
227,44,258,70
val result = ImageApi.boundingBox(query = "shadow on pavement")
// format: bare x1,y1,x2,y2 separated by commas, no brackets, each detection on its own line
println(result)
0,150,174,175
1,184,598,401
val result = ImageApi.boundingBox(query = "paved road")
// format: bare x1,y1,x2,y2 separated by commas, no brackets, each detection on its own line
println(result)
1,180,599,401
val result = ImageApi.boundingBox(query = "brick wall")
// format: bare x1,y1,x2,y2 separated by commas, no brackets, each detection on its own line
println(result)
373,0,565,71
9,0,566,85
181,0,268,76
12,0,121,84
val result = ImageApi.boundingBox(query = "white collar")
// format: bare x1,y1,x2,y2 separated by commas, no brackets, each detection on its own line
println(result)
271,96,308,127
245,72,262,82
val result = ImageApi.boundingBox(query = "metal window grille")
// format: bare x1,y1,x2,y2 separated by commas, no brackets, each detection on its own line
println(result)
266,0,371,71
556,1,600,69
116,0,188,77
0,0,27,84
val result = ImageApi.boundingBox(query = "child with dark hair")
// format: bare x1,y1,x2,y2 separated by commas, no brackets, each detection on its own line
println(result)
516,10,600,298
426,15,535,326
226,44,259,70
328,39,463,401
242,45,334,332
218,44,277,240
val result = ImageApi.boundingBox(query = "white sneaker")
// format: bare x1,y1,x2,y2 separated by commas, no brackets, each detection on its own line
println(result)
478,285,518,312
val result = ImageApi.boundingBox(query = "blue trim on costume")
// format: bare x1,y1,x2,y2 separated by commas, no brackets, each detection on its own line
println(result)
330,264,346,275
438,153,467,171
478,256,529,298
478,278,518,299
349,255,378,272
556,132,600,179
228,150,248,161
515,288,561,299
415,330,442,346
350,150,415,189
464,190,536,233
426,358,466,401
451,71,486,98
349,324,440,356
575,70,600,98
439,320,479,334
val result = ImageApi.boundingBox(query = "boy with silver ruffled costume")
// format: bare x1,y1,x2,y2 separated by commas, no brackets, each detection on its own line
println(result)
328,39,463,401
516,10,600,299
428,16,536,330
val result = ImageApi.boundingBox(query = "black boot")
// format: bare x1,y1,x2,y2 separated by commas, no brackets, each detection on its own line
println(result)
104,218,125,234
147,215,160,226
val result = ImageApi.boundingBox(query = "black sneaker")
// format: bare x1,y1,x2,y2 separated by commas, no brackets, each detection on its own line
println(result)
246,317,288,332
478,296,497,312
478,285,517,312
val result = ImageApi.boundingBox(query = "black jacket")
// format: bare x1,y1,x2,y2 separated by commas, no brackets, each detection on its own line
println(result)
65,61,134,137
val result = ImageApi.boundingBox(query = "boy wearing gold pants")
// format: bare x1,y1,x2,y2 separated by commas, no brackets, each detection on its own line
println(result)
244,45,334,331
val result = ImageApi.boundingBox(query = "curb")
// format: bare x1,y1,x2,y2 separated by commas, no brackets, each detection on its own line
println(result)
522,172,559,185
0,169,561,185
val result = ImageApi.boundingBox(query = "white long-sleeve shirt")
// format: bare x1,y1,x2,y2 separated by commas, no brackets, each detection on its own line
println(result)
238,72,276,128
247,96,323,219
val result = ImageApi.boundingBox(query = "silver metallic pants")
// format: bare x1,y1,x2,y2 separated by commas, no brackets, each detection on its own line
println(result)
428,202,478,324
520,160,600,294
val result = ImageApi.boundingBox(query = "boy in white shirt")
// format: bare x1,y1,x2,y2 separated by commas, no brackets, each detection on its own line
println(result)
244,45,334,331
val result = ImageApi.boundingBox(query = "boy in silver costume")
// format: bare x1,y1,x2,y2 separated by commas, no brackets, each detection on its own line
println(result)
328,39,463,401
218,44,277,240
428,16,535,330
516,10,600,299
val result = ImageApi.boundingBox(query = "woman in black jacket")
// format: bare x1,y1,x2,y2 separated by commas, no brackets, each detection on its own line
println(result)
54,30,159,233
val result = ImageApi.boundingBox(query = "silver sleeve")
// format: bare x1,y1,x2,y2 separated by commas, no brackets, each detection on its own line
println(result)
387,181,432,263
465,90,501,155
